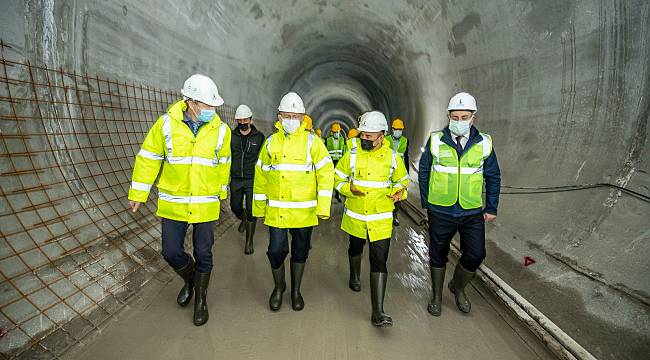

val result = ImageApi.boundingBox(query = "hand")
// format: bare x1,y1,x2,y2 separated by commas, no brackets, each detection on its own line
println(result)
349,181,365,196
317,215,329,220
129,201,142,213
484,213,497,222
387,189,404,203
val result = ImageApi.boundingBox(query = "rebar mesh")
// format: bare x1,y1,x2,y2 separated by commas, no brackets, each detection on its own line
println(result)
0,41,241,359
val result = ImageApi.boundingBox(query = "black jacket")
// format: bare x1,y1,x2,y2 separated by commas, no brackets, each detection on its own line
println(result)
230,124,265,179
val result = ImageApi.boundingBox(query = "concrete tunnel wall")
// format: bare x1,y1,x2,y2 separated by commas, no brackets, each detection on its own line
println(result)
0,0,648,358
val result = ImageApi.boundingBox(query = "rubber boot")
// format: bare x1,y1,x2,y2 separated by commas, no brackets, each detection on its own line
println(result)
237,214,246,233
392,207,400,226
448,263,475,313
370,272,393,327
173,259,195,307
427,266,446,316
193,271,211,326
244,219,256,255
269,263,286,311
290,261,305,311
348,255,361,292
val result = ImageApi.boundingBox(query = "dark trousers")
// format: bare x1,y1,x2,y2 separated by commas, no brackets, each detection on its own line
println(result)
348,235,390,273
230,178,254,222
267,226,313,269
161,218,215,273
427,210,485,272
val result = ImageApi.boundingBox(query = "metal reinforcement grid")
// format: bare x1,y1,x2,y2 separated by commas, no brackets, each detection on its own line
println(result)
0,41,240,359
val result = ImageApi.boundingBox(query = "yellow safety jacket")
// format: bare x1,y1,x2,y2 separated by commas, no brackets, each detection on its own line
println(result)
427,131,492,209
335,138,409,241
326,136,346,160
128,100,231,223
253,121,334,228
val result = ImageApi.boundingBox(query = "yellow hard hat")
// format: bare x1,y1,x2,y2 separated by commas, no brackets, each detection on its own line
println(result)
303,114,313,130
348,128,359,138
392,118,405,129
315,128,322,137
331,123,342,132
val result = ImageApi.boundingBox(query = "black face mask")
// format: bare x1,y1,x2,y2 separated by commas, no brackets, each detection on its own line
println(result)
237,123,250,131
360,138,375,151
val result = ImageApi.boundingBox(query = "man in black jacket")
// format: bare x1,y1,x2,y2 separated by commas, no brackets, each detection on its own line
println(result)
230,104,265,254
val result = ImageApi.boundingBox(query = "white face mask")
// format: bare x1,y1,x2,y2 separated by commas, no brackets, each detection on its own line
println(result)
282,119,301,134
392,130,402,138
449,118,472,136
333,132,340,139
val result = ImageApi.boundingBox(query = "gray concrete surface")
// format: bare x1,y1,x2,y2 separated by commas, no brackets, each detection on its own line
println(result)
64,203,555,360
0,0,648,359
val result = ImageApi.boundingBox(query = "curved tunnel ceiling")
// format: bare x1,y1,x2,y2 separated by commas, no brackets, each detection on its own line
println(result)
0,0,648,358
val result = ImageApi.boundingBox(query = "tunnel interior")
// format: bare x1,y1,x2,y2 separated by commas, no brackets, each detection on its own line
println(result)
0,0,648,359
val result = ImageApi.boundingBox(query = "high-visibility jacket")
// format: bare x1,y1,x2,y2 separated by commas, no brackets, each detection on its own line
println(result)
389,136,408,159
326,136,346,160
253,121,334,228
128,100,231,223
345,137,358,155
427,131,492,209
335,139,409,241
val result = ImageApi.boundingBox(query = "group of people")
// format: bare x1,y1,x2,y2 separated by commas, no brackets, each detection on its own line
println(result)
127,74,501,328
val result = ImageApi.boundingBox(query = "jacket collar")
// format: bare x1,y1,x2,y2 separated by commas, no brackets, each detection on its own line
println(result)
233,124,259,137
167,99,222,129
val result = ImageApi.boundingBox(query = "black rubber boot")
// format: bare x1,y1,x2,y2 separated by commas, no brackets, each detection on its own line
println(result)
269,263,286,311
193,271,211,326
237,214,246,233
244,219,256,255
392,208,400,226
370,272,393,327
348,255,361,292
173,259,195,307
427,266,446,316
290,261,305,311
448,263,475,314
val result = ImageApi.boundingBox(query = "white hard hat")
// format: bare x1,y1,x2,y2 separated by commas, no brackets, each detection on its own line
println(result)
235,104,253,119
447,92,477,112
181,74,224,106
358,111,388,132
278,92,306,114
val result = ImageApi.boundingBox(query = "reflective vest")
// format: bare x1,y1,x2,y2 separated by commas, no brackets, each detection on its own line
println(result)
253,121,334,228
334,139,409,241
128,100,231,223
389,136,408,159
326,136,346,160
427,131,492,209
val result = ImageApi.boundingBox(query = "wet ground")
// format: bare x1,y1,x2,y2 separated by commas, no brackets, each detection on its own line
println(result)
64,201,556,360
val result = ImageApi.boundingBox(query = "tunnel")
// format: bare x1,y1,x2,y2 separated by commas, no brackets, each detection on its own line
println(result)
0,0,648,359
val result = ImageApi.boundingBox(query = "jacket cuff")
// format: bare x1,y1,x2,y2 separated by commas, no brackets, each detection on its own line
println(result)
483,207,497,215
252,200,266,217
128,188,149,203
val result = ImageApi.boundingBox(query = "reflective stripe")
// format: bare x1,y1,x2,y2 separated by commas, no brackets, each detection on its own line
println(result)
168,156,215,166
318,190,333,197
314,156,331,170
429,132,442,159
393,183,404,189
266,134,273,154
138,149,164,160
344,208,393,222
306,133,314,165
215,123,227,155
218,156,230,164
352,179,391,188
131,181,152,192
335,168,349,179
162,114,173,156
221,185,228,192
256,159,263,167
158,192,220,204
267,199,317,208
335,182,345,191
349,142,358,177
328,150,343,154
263,164,313,172
396,175,409,182
389,151,397,178
433,165,483,175
480,133,493,158
253,193,267,201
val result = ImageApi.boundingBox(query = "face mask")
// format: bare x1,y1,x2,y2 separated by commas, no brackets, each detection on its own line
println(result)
449,119,472,136
360,138,375,151
282,119,301,134
237,123,250,131
333,132,340,139
392,130,402,138
197,109,216,123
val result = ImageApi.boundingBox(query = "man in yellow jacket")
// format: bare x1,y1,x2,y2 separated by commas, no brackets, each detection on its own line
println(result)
334,111,409,327
128,74,231,326
253,92,334,312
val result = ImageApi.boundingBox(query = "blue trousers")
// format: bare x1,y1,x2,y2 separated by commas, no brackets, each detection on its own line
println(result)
161,218,215,273
267,226,313,269
427,211,486,272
